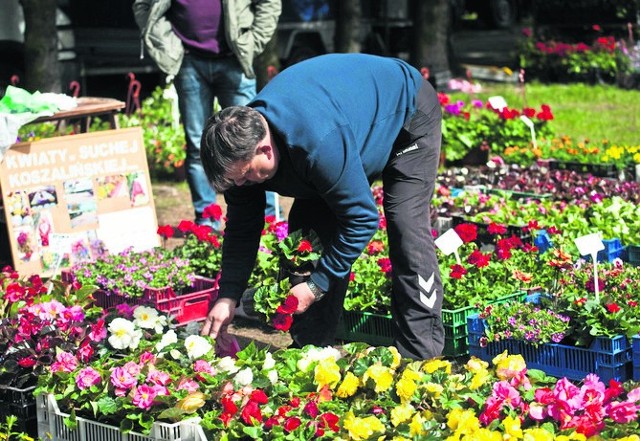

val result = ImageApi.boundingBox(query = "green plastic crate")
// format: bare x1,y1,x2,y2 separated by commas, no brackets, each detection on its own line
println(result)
443,335,468,357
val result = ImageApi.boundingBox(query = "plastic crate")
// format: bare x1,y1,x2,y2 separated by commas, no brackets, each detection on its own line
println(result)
36,394,207,441
335,311,394,346
633,335,640,381
467,314,632,382
92,276,218,325
443,335,468,358
628,245,640,267
0,385,37,437
534,230,553,254
548,160,619,178
581,238,627,263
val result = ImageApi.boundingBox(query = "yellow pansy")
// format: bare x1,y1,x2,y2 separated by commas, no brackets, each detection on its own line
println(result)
425,382,444,397
363,364,394,393
522,427,554,441
336,371,360,398
390,403,415,427
392,437,410,441
401,366,421,382
502,415,523,439
423,358,452,374
409,412,426,437
447,408,479,433
466,356,489,373
556,433,586,441
492,351,527,381
388,346,402,368
463,428,502,441
395,376,417,403
314,357,341,390
470,369,490,390
343,412,385,441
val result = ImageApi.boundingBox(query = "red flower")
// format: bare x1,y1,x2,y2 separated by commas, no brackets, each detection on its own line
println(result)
221,396,238,415
454,223,478,243
250,389,269,405
574,297,587,307
450,264,467,279
283,416,301,433
377,257,392,274
303,401,319,418
319,413,340,432
241,400,263,425
367,240,385,255
157,225,174,239
290,397,301,408
487,223,507,235
467,249,491,268
297,240,313,254
177,220,196,233
203,203,223,221
18,356,36,368
273,313,293,331
276,295,299,315
606,303,621,313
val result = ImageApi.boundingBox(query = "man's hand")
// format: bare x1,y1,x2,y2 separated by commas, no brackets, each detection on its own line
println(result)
201,298,237,339
289,282,317,314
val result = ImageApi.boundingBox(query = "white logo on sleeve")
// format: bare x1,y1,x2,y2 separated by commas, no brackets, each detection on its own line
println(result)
418,273,437,309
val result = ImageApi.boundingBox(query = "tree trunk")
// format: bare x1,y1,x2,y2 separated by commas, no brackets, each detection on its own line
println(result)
334,0,362,53
20,0,60,93
410,0,452,90
254,33,281,92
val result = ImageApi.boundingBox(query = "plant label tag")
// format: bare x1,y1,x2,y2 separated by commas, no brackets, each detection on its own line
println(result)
574,233,604,256
488,96,508,111
435,228,463,256
520,115,538,148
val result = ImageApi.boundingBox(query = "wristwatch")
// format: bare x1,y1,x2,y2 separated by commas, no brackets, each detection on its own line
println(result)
306,279,326,301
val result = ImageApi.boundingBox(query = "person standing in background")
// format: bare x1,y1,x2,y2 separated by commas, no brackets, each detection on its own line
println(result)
133,0,282,227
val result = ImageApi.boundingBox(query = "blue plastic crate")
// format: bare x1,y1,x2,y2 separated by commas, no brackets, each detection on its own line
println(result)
581,238,627,263
467,314,633,383
534,230,553,254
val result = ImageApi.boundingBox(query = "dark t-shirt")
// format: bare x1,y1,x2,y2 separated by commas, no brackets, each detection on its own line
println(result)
168,0,227,55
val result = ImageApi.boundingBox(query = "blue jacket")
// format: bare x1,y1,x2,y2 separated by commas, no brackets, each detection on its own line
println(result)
220,53,423,300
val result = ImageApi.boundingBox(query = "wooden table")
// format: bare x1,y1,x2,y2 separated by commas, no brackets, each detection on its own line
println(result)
29,97,125,132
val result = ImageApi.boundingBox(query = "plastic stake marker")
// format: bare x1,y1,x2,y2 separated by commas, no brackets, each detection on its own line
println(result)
520,115,537,149
435,228,463,265
488,96,508,112
574,233,605,303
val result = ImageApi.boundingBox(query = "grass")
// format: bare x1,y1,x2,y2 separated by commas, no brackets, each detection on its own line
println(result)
450,82,640,145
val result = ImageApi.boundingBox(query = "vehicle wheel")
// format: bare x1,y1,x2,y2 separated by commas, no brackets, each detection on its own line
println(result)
486,0,517,29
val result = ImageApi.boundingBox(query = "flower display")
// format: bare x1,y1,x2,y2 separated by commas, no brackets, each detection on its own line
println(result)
69,246,196,298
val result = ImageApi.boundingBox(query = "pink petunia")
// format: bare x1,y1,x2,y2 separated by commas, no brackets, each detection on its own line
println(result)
132,384,158,410
75,367,101,390
110,367,138,390
50,351,78,373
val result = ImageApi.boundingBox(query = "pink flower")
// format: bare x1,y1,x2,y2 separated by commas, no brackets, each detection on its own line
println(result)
605,401,638,423
139,351,157,365
193,360,216,375
75,367,101,390
50,351,78,373
147,370,171,386
132,384,158,410
177,379,200,393
110,367,138,390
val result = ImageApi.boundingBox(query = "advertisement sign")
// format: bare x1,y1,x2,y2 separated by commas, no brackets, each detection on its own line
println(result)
0,127,159,276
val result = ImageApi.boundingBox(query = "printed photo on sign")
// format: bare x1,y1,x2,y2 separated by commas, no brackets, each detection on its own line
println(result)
127,172,149,206
28,185,58,211
64,178,98,229
13,226,35,262
6,191,32,227
96,174,128,200
35,210,54,248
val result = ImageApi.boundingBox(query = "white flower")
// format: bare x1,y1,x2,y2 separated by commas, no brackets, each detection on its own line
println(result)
108,317,142,350
170,349,182,360
297,346,342,372
217,356,239,374
155,329,178,352
133,306,167,333
184,335,213,359
267,369,278,385
263,352,275,370
234,367,254,387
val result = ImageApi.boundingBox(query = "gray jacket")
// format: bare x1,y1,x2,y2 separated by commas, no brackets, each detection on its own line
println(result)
133,0,281,79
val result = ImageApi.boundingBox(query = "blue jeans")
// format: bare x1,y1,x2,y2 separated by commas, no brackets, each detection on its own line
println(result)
174,53,280,225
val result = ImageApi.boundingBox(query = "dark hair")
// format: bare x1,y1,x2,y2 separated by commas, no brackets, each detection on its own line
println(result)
200,106,266,192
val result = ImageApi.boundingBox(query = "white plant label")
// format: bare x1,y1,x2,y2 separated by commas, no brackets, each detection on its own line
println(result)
574,232,605,303
435,228,463,265
488,95,508,111
520,115,538,149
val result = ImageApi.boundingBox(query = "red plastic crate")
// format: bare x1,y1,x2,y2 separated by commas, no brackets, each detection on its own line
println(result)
93,276,218,325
